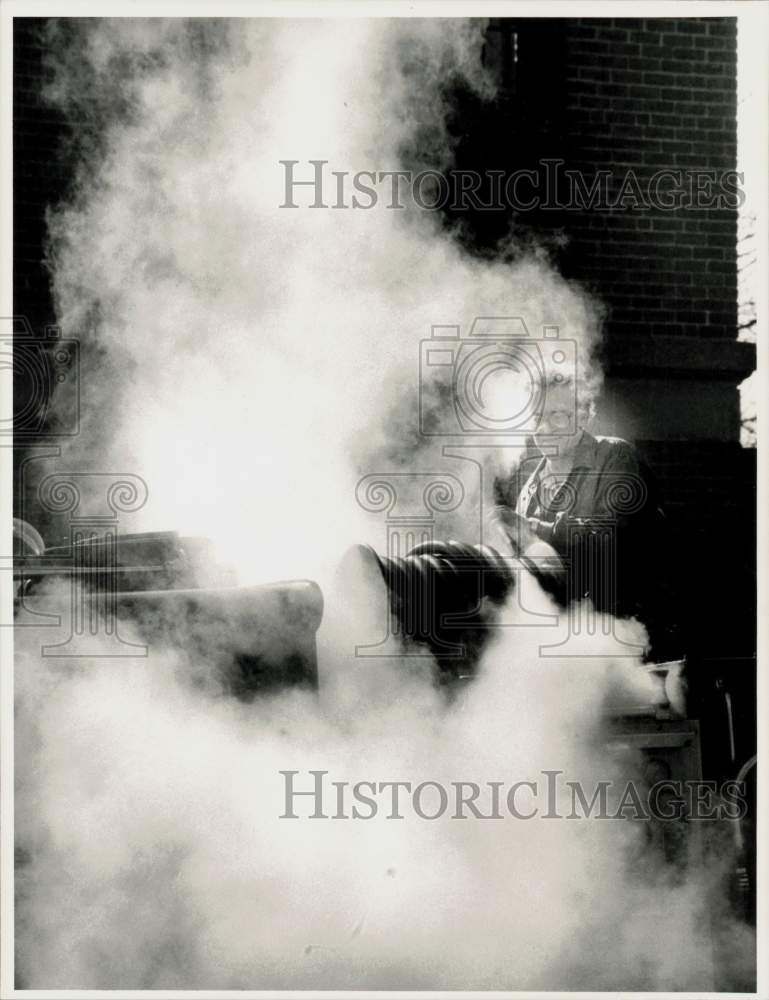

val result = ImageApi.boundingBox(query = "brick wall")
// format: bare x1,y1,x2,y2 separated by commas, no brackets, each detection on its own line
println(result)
478,17,757,728
456,17,754,441
560,20,756,682
564,17,739,342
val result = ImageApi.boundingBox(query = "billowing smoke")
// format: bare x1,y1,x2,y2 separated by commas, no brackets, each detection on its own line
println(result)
41,17,602,582
16,577,753,990
15,16,754,992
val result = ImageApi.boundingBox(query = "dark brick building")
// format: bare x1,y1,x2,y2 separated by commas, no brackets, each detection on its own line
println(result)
480,16,756,776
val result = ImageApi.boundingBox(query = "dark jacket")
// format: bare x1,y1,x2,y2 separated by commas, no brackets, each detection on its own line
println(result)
514,431,666,626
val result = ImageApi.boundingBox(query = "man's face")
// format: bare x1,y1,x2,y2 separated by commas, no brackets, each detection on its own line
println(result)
533,375,579,447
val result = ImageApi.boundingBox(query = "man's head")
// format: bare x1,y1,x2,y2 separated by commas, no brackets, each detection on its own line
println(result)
532,369,594,453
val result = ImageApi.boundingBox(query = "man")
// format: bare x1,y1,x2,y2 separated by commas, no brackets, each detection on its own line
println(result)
492,372,679,658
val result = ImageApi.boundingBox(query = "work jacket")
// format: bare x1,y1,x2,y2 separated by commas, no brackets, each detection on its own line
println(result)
514,431,664,621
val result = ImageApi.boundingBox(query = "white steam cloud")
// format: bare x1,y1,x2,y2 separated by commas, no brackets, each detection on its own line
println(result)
16,577,753,991
43,17,602,582
15,16,754,992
